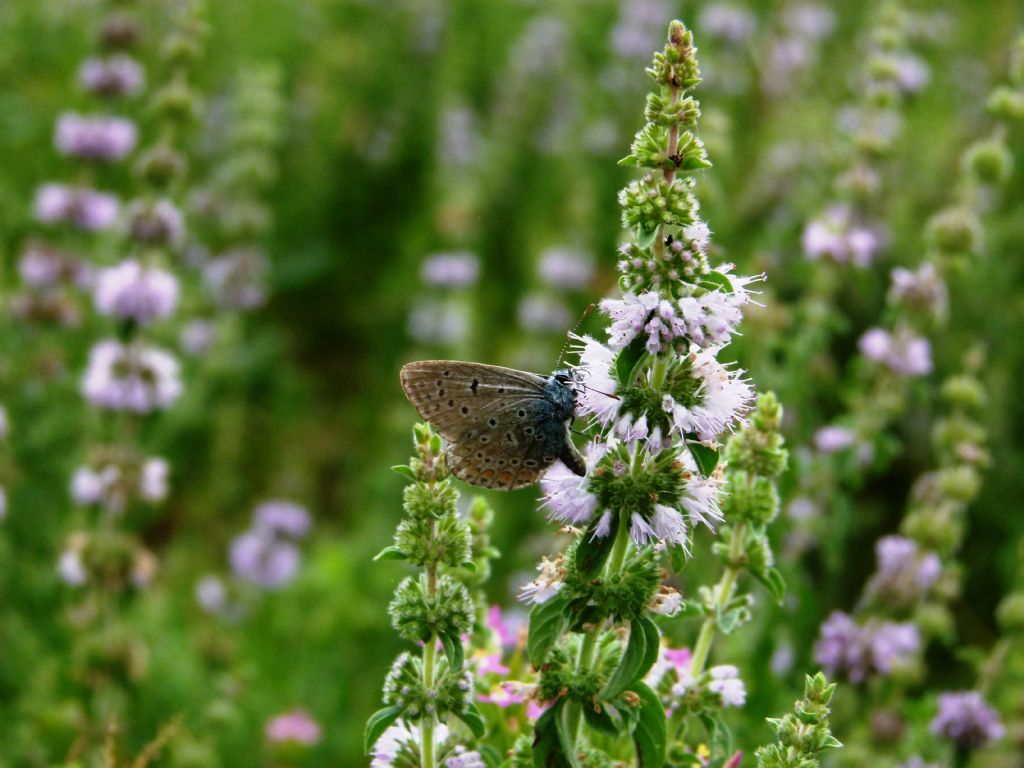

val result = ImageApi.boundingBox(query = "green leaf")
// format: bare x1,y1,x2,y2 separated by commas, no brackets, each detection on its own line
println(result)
687,440,720,477
717,608,743,635
637,616,661,680
635,225,660,249
460,560,478,572
528,593,570,667
574,518,617,579
533,703,572,768
390,464,417,481
700,270,733,293
372,545,406,562
455,702,487,739
632,682,667,768
441,633,464,670
602,619,650,699
556,704,583,768
699,711,734,760
479,744,503,768
618,154,641,167
583,702,622,735
668,543,688,573
616,335,649,388
750,567,787,605
364,706,403,754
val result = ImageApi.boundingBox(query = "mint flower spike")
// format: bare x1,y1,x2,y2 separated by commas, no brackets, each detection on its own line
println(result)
368,425,484,768
755,672,842,768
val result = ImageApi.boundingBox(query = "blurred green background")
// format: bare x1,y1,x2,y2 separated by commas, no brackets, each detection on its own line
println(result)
1,0,1023,765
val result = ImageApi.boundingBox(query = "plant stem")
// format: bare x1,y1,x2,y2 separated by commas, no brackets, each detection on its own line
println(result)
421,518,439,768
689,521,745,678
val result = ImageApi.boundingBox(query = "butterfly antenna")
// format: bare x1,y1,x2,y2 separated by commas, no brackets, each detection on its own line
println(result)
556,303,595,368
581,382,621,401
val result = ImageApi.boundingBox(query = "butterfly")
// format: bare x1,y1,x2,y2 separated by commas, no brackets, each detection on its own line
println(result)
400,360,587,490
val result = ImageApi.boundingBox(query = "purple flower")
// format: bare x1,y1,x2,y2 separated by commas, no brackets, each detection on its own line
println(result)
408,300,469,346
858,327,932,376
265,709,322,746
78,55,145,97
517,293,572,333
540,441,607,527
802,205,881,266
814,611,920,683
229,529,300,589
814,425,856,454
865,535,941,606
94,260,179,323
420,252,479,288
126,199,185,246
537,247,594,290
253,500,311,539
930,691,1004,748
708,664,746,707
698,4,757,43
34,184,119,231
889,263,947,319
55,112,137,161
195,575,228,614
203,247,268,310
82,340,182,413
180,319,215,356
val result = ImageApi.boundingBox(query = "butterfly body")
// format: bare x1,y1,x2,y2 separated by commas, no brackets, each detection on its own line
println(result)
400,360,586,490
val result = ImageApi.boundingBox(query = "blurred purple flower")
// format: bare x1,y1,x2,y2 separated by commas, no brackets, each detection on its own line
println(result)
55,112,137,161
889,263,947,319
420,252,479,289
82,340,182,412
35,184,119,231
858,327,932,376
265,709,322,746
518,293,572,333
537,247,594,290
230,529,300,589
203,247,268,310
195,575,228,614
94,259,179,324
126,198,185,246
930,691,1004,749
79,55,145,97
814,425,856,454
699,4,757,43
814,611,920,683
254,499,311,539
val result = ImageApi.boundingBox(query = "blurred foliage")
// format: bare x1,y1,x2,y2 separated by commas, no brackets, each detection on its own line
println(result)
0,0,1022,765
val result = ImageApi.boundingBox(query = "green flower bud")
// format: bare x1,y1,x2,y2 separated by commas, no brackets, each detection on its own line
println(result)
901,502,962,555
388,574,473,643
394,513,471,568
963,137,1013,185
987,86,1024,122
996,591,1024,632
135,145,188,187
938,465,981,503
73,625,149,690
402,480,458,520
926,207,981,255
618,173,697,235
941,374,986,410
152,82,200,124
382,652,472,720
536,643,606,705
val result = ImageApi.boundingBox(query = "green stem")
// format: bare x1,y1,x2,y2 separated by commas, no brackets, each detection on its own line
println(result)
421,517,439,768
689,522,745,678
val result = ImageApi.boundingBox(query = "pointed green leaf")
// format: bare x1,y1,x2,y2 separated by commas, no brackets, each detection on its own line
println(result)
574,518,617,579
635,225,659,249
687,440,719,477
583,702,623,735
700,271,733,293
637,616,661,680
556,704,583,768
528,592,570,667
602,619,650,699
373,545,407,562
616,335,649,388
533,703,572,768
455,702,486,739
750,566,787,605
391,464,417,481
364,706,403,754
668,542,688,573
632,682,667,768
441,633,465,670
699,710,734,760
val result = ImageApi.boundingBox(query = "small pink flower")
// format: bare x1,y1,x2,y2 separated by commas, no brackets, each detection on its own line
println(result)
265,709,321,746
